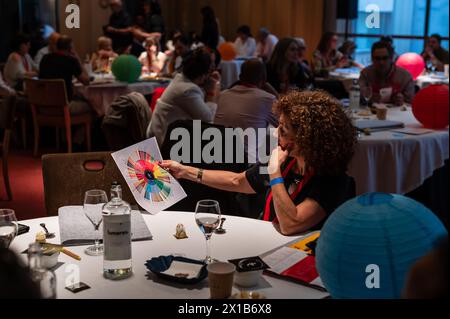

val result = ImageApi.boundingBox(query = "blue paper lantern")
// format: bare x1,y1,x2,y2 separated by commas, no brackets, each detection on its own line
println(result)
316,193,447,299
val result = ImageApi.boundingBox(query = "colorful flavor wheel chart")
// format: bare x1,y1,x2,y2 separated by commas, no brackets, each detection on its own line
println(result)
127,150,172,202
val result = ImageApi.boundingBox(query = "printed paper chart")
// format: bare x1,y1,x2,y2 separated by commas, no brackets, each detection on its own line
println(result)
112,138,187,214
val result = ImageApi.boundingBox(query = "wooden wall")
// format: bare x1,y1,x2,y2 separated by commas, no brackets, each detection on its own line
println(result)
57,0,324,60
58,0,111,59
160,0,325,60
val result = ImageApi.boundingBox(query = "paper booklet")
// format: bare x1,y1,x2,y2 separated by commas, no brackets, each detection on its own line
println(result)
260,233,327,292
112,137,187,215
354,120,405,131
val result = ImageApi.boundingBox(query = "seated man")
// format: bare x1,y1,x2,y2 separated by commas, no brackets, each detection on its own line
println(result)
359,41,415,106
39,35,91,113
422,34,449,72
147,48,221,145
215,58,278,159
255,28,278,62
34,32,61,68
39,35,92,147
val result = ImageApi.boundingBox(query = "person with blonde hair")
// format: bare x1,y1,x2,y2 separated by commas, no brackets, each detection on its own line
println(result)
90,36,118,72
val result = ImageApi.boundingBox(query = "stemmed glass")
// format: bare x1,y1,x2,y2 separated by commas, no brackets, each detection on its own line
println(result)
362,86,373,109
0,209,18,249
195,200,221,264
84,190,108,256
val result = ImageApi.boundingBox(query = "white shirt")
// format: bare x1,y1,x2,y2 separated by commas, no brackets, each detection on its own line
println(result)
34,46,50,69
0,72,15,96
147,73,217,145
4,53,38,89
255,34,279,60
234,37,257,58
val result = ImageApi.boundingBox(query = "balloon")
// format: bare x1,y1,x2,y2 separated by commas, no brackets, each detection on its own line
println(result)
218,42,237,61
412,84,449,129
111,55,142,83
316,193,447,299
396,53,425,80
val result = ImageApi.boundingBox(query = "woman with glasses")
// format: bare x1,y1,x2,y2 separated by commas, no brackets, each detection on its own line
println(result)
359,41,415,106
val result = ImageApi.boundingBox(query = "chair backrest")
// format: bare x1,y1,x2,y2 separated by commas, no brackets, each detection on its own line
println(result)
42,152,137,216
0,95,16,130
102,92,152,151
160,120,249,215
24,79,69,107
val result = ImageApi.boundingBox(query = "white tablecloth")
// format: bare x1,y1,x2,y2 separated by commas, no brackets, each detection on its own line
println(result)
219,60,245,90
11,211,329,299
416,74,449,89
75,75,167,117
330,69,450,90
349,107,449,195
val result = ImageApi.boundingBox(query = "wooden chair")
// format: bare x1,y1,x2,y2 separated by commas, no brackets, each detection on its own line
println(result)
42,152,137,216
24,79,92,156
0,95,16,200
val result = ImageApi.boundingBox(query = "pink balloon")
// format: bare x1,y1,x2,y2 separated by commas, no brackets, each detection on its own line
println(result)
396,53,425,80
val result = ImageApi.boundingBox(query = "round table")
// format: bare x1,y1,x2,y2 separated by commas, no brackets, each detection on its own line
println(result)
75,75,169,117
11,211,329,299
348,106,449,195
219,60,245,90
416,74,449,89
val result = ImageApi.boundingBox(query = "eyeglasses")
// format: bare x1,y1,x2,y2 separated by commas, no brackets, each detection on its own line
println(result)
373,56,390,61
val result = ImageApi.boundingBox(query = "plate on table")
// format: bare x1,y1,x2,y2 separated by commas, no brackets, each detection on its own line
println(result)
145,256,207,284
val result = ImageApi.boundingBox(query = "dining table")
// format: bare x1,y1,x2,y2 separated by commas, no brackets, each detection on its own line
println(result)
329,68,450,91
75,73,171,117
348,105,449,195
11,210,329,300
219,59,246,90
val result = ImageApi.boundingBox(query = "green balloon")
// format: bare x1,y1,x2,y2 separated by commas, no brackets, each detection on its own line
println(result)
111,55,142,83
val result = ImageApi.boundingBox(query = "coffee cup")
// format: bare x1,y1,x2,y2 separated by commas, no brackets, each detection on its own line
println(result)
207,262,236,299
376,107,388,121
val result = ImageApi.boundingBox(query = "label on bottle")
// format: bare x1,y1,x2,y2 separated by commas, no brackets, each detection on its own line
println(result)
103,214,131,261
350,89,360,110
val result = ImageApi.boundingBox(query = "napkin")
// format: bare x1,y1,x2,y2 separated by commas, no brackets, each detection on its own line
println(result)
161,261,203,280
59,206,152,246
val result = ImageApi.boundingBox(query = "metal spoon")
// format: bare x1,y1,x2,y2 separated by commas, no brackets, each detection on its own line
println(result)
40,223,55,239
214,218,227,234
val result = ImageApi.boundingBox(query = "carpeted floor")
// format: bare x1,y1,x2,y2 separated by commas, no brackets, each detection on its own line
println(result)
1,150,46,220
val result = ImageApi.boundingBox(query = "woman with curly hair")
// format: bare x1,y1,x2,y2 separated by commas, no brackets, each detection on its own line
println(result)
162,90,357,235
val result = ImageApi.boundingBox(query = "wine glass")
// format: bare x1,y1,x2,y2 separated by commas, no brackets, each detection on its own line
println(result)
84,190,108,256
362,86,373,108
195,200,221,264
0,209,18,249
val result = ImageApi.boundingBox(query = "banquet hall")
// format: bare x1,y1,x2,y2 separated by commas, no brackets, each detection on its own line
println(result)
0,0,448,302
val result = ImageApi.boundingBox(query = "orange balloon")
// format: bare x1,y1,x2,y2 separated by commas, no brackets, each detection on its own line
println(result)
218,42,237,61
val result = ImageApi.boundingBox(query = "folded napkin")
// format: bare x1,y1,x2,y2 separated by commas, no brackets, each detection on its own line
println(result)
59,206,152,246
161,261,203,280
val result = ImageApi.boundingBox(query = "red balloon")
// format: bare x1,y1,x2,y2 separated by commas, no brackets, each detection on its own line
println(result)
396,53,425,80
412,84,449,129
218,42,237,61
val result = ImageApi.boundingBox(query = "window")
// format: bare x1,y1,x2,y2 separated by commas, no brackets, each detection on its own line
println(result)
337,0,449,66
